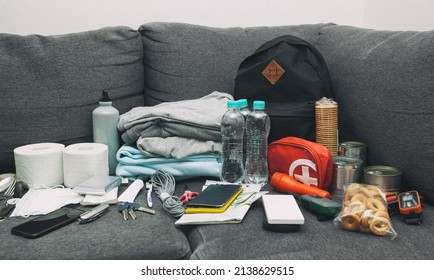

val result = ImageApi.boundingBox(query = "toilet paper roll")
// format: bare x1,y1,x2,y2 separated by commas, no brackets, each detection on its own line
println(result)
63,143,109,188
14,143,65,188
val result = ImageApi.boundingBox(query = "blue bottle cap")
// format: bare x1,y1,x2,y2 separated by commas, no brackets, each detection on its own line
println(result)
253,100,265,109
227,100,237,109
237,99,248,108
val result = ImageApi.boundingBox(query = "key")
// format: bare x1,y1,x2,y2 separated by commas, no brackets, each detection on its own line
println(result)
122,202,137,220
128,208,137,220
122,209,129,220
130,202,155,215
117,203,129,220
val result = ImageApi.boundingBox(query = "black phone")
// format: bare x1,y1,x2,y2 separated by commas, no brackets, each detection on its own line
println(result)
11,207,84,239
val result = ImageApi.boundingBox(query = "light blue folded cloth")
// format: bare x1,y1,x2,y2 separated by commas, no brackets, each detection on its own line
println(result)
115,145,222,181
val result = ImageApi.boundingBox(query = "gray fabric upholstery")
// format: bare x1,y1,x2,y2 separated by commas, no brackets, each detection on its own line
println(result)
0,186,191,260
1,22,433,261
185,185,434,260
316,25,434,203
138,22,333,106
0,27,145,173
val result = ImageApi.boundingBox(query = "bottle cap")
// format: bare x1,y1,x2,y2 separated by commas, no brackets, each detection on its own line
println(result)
253,100,265,109
227,100,237,109
99,90,112,102
237,99,248,108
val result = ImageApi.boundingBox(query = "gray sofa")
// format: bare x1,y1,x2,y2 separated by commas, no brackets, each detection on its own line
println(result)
0,22,433,260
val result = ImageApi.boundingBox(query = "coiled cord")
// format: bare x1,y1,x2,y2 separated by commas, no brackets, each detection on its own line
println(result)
149,170,184,219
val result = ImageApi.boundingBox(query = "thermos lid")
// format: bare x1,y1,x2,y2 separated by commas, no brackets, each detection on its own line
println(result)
99,90,112,102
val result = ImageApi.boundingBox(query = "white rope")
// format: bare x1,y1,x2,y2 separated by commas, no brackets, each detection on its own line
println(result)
149,170,184,219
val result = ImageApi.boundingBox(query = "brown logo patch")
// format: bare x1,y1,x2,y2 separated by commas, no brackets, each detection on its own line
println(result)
262,60,285,85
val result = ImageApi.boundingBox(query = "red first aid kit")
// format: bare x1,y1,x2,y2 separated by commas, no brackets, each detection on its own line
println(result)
268,136,333,190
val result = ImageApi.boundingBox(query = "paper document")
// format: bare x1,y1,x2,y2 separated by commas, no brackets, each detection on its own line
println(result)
175,181,267,225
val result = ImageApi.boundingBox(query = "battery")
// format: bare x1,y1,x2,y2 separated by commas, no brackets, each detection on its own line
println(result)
338,141,368,167
363,165,401,193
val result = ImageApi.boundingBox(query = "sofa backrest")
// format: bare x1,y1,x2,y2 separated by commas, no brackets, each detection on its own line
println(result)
138,22,333,105
316,25,434,203
0,26,145,172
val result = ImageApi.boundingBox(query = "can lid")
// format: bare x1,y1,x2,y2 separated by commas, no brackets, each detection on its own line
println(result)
339,141,368,149
364,165,402,176
333,156,363,166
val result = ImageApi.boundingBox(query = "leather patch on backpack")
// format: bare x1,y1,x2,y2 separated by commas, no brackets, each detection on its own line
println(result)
262,59,285,85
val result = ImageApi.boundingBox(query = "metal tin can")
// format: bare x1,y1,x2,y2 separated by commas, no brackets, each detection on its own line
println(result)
339,141,368,167
363,165,401,192
332,156,363,196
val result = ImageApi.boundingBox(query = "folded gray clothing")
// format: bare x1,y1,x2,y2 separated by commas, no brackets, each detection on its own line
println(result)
137,137,222,159
118,91,233,144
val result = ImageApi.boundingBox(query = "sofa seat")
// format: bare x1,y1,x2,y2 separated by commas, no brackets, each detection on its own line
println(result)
0,185,191,260
181,182,434,260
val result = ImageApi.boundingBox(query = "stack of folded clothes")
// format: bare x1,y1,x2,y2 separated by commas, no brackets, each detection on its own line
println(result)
116,91,232,180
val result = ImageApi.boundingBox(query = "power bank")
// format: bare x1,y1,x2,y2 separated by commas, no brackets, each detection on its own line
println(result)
73,175,121,196
262,194,305,225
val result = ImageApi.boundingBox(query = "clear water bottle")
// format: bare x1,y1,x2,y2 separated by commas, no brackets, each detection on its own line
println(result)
92,90,120,175
237,99,251,169
220,100,245,183
245,100,270,184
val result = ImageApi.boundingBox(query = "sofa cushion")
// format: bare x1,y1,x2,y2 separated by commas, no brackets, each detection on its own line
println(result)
316,26,434,203
0,27,145,173
0,185,191,260
138,22,333,106
185,186,434,259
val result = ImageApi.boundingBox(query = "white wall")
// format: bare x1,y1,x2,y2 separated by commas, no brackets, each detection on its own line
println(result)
0,0,432,35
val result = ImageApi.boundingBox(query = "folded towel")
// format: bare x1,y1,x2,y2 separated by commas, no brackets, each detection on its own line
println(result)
116,145,222,180
137,136,222,159
117,91,232,144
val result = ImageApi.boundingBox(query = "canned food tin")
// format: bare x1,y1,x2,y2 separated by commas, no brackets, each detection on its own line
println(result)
339,141,368,166
363,165,401,192
332,156,363,196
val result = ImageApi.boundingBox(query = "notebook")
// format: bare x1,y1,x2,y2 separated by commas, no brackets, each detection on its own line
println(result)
262,195,305,224
185,184,243,214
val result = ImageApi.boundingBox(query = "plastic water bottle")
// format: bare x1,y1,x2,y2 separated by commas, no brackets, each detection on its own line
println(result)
237,99,251,169
238,99,251,119
92,90,120,175
245,100,270,184
220,100,245,183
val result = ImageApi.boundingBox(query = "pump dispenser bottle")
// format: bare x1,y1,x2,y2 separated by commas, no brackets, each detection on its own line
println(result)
92,90,120,175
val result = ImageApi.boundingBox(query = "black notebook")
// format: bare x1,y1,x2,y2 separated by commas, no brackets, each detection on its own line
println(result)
187,184,243,208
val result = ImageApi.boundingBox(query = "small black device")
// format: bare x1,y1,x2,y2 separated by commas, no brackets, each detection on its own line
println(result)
298,194,341,221
11,207,84,239
398,190,423,225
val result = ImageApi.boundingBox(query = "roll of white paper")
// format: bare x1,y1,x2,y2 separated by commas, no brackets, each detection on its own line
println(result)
14,143,65,188
63,143,109,188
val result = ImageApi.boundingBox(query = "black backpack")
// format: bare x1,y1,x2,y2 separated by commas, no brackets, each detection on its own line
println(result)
234,35,332,143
